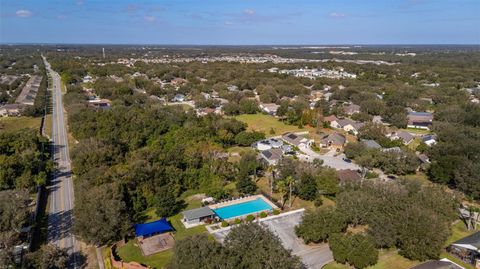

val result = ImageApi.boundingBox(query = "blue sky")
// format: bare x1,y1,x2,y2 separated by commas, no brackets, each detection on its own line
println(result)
1,0,479,44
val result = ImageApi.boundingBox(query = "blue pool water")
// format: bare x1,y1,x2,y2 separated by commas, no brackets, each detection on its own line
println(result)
213,198,273,220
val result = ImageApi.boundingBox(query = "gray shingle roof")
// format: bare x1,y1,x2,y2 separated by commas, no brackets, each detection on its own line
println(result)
452,231,480,249
410,260,462,269
182,206,215,221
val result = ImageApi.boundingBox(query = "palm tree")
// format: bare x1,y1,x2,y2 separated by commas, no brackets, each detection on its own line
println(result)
275,180,288,208
285,175,295,208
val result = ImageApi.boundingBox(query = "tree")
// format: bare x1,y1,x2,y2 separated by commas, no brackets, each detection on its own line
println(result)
236,176,257,195
25,244,69,269
168,234,225,269
296,173,317,201
275,179,288,207
285,175,295,208
316,168,339,196
329,233,378,269
224,223,302,269
234,131,265,146
74,183,131,245
295,207,348,243
155,185,184,217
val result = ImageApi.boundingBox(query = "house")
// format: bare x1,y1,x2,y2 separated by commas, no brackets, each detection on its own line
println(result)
172,94,186,102
320,132,346,150
330,118,354,129
181,206,216,227
323,115,339,126
310,90,324,101
372,115,384,124
83,75,92,83
88,99,111,110
447,231,480,267
171,77,187,87
361,139,382,149
342,121,365,136
0,104,22,117
282,132,314,150
410,258,464,269
227,85,239,92
387,130,414,145
337,169,362,184
259,148,283,166
253,138,283,151
407,112,433,130
382,147,402,153
343,103,361,115
196,107,216,116
422,135,437,146
259,103,280,116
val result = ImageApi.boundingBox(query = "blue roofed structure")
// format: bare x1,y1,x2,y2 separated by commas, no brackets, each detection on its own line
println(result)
134,218,174,238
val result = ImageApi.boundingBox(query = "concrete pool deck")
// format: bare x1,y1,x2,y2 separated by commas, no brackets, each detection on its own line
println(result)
209,209,333,269
208,194,278,210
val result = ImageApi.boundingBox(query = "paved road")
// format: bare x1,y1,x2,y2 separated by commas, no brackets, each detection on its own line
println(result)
43,56,78,267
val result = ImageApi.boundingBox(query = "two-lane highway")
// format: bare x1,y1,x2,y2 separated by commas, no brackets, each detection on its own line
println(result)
43,56,78,267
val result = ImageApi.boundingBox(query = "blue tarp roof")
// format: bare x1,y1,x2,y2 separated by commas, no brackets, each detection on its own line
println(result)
134,218,173,237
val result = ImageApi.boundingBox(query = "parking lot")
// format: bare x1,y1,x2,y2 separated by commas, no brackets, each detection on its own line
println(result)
211,210,333,269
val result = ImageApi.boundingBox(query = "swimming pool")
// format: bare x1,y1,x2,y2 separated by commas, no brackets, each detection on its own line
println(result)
213,198,273,220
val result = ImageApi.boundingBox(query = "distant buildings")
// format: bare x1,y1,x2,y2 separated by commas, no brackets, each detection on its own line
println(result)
271,67,357,80
407,111,433,130
319,132,346,150
259,103,280,116
343,103,361,115
282,132,314,150
0,104,22,117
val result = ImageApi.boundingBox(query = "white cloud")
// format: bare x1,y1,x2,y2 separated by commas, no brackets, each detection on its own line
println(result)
144,16,156,22
16,9,32,17
329,12,346,18
243,9,255,15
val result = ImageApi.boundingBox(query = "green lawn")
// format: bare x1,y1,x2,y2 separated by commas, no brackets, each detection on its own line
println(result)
0,116,42,133
116,240,173,269
324,249,420,269
116,194,208,268
234,113,307,136
402,128,431,135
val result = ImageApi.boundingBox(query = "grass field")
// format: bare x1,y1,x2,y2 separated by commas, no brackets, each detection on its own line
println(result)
324,221,478,269
0,116,42,133
44,114,52,137
402,128,431,135
324,249,420,269
116,240,174,269
116,194,208,268
234,113,307,136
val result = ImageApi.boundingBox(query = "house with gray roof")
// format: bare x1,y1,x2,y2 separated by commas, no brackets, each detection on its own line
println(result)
387,130,414,145
447,231,480,267
410,259,464,269
361,139,382,149
181,206,216,227
259,148,283,166
320,132,346,150
282,132,313,150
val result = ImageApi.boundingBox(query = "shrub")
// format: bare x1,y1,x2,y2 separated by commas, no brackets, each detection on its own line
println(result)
245,215,255,222
365,171,378,179
260,212,268,218
273,209,280,215
234,218,242,225
221,221,229,227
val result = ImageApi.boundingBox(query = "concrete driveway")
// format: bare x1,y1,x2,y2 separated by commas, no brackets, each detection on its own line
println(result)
300,147,360,171
210,210,333,269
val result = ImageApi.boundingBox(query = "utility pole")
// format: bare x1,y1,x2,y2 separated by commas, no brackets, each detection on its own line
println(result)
102,47,105,59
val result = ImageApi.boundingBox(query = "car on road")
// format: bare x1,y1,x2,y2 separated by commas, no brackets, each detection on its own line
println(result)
343,157,352,163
